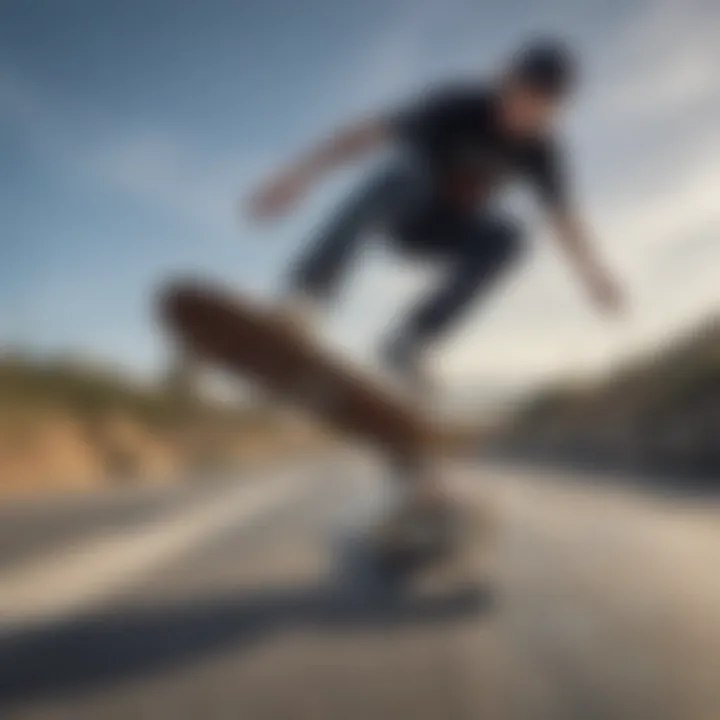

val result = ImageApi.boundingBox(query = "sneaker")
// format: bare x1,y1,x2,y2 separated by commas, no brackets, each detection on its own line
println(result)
380,331,435,401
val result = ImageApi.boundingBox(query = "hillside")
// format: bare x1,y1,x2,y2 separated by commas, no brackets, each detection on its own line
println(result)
0,354,327,498
500,317,720,476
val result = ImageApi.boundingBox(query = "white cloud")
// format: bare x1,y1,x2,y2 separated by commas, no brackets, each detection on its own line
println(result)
83,131,243,234
582,1,720,134
0,67,270,238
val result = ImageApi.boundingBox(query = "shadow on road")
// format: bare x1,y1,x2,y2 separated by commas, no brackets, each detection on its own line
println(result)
0,539,493,707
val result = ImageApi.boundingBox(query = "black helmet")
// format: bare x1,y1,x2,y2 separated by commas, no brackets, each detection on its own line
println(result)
510,39,578,98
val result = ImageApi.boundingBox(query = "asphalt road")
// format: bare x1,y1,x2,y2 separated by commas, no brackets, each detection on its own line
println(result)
0,456,718,720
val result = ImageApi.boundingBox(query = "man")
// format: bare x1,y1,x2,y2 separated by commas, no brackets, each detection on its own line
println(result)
247,39,624,396
242,39,625,535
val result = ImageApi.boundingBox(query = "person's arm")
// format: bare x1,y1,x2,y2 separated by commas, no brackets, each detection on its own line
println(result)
246,117,390,221
245,84,468,222
531,140,624,314
549,209,624,314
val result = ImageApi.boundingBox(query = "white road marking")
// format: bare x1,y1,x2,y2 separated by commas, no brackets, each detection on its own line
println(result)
0,471,308,630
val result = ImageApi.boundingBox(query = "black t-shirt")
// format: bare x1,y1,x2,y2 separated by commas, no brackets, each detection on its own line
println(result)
390,85,569,212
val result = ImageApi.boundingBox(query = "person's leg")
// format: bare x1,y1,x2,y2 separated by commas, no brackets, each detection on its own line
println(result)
384,214,523,381
378,215,523,536
287,162,427,304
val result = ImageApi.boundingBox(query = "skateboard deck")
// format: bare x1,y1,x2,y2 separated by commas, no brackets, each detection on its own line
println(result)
159,279,436,458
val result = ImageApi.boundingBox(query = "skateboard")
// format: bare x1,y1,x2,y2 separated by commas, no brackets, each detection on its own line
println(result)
158,278,485,574
159,279,436,457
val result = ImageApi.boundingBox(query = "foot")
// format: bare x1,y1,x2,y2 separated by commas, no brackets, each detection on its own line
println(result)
380,332,434,400
388,458,459,524
375,474,461,565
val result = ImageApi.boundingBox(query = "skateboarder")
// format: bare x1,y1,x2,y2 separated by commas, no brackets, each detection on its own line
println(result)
240,39,627,548
246,39,624,393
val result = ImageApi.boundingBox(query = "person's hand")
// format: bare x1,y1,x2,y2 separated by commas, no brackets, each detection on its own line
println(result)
590,271,625,316
245,167,311,221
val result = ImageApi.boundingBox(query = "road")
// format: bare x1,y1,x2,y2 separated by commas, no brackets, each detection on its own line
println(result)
0,456,718,720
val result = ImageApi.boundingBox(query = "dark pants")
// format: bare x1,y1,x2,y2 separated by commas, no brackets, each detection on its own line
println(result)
289,162,523,349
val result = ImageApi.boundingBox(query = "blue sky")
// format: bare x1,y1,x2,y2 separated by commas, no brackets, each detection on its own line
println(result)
2,0,719,396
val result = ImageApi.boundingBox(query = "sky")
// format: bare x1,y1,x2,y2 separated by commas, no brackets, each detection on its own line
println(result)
1,0,719,401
